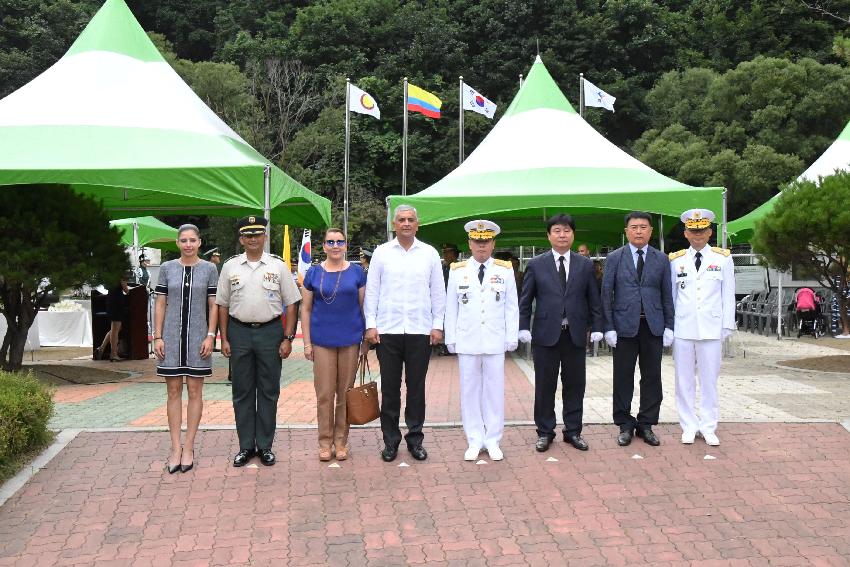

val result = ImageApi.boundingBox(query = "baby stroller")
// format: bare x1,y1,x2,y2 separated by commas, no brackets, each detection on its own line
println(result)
794,288,824,338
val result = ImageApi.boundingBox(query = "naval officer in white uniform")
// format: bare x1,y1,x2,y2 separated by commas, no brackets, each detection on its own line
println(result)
444,220,519,461
669,208,736,446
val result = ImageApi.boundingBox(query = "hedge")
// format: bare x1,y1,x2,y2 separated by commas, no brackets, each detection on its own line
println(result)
0,370,54,473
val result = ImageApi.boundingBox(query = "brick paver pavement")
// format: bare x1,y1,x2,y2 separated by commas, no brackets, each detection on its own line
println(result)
3,332,849,565
1,425,849,566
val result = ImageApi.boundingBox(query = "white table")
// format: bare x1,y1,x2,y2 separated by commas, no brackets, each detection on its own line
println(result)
37,310,93,347
0,317,40,351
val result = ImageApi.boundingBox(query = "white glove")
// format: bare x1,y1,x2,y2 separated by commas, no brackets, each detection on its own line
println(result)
504,342,518,352
446,344,456,354
604,330,617,348
590,332,603,343
722,328,734,340
663,328,674,347
518,330,532,343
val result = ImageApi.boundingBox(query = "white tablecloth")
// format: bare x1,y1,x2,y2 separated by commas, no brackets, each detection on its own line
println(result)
37,311,93,347
0,317,40,351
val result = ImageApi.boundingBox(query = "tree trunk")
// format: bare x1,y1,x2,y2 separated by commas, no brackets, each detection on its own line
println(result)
839,291,850,337
1,316,28,371
1,282,36,372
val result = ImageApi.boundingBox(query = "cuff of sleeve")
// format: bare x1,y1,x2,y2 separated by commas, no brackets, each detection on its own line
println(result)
432,319,444,331
365,318,376,329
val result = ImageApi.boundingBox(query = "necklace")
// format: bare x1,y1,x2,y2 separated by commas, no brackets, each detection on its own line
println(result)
319,264,344,304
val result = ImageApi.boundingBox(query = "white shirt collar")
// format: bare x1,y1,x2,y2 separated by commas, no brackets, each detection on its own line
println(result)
470,257,493,270
390,236,422,250
628,243,646,255
550,249,569,262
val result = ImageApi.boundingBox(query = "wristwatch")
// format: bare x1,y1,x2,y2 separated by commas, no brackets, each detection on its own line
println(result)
283,334,296,342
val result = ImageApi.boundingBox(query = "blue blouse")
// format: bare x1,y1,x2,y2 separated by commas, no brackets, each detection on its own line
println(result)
303,263,367,347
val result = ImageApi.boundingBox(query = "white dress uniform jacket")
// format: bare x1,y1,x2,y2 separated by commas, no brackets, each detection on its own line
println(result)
670,246,736,339
444,258,519,354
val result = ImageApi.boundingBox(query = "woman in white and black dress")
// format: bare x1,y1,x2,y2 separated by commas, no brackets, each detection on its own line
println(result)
153,224,218,473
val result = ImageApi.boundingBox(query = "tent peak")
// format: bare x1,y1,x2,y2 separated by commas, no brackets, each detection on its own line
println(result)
503,57,577,118
65,0,165,63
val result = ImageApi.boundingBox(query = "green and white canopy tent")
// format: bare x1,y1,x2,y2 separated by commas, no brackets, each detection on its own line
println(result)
0,0,330,230
728,121,850,243
389,56,724,248
110,216,178,252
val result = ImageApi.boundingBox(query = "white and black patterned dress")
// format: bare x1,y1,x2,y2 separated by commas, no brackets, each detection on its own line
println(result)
154,260,218,378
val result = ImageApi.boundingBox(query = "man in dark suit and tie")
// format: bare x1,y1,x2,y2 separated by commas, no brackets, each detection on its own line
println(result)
601,211,675,447
518,214,603,452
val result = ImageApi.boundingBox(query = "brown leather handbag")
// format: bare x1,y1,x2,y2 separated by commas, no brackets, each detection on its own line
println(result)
346,353,379,425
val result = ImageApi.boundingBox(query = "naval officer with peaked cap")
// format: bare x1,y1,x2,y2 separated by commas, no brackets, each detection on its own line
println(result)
444,220,519,461
669,208,736,447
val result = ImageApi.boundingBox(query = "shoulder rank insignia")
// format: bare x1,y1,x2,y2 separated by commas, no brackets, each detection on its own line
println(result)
668,249,687,261
711,246,731,257
225,254,240,262
493,259,513,269
450,260,467,270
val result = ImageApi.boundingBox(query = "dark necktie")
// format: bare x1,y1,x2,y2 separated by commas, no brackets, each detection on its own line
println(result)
636,248,644,281
558,256,566,291
695,251,702,272
478,263,485,284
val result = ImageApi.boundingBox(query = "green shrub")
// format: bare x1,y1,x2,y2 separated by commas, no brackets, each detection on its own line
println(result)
0,371,54,473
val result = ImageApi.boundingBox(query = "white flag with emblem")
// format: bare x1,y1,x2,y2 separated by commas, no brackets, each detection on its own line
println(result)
462,82,497,119
583,78,616,112
348,84,380,119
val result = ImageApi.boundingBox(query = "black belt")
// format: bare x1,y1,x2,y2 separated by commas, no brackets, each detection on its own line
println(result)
230,316,280,329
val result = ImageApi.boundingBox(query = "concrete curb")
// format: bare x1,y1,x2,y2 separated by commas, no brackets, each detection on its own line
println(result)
0,428,81,508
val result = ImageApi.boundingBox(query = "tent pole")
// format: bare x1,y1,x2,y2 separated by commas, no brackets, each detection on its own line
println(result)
344,78,351,238
777,270,783,340
579,73,584,118
721,188,728,248
385,197,392,242
263,165,271,253
458,76,464,166
402,77,408,196
659,214,665,253
132,222,139,267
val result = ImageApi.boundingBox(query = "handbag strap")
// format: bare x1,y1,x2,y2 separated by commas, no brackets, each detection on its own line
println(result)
358,353,372,386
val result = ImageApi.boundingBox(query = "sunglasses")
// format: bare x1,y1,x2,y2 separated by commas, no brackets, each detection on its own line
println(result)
325,239,347,247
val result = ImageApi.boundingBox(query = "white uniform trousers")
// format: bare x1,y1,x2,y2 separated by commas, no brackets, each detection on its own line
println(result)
673,338,721,435
458,353,505,449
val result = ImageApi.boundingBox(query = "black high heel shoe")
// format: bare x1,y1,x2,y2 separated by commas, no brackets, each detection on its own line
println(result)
165,449,181,474
180,449,194,473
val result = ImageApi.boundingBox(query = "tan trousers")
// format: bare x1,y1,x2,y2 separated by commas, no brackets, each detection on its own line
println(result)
313,344,359,450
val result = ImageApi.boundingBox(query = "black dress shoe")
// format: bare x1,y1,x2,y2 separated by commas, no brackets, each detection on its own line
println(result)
636,428,660,446
617,429,634,447
232,449,255,467
535,436,553,452
380,445,398,462
259,449,276,466
564,434,589,451
408,445,428,461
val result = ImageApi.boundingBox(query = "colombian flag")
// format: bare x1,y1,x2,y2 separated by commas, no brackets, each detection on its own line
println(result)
407,83,442,119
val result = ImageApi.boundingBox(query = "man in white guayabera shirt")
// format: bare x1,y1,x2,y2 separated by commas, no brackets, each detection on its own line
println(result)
364,205,446,463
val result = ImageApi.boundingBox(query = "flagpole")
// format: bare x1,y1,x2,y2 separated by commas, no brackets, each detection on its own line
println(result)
458,76,464,165
519,74,523,89
579,73,584,118
402,77,408,196
344,78,351,237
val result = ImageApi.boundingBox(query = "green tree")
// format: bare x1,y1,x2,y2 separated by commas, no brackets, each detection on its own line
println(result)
635,57,850,219
0,186,129,371
0,0,99,99
751,173,850,336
